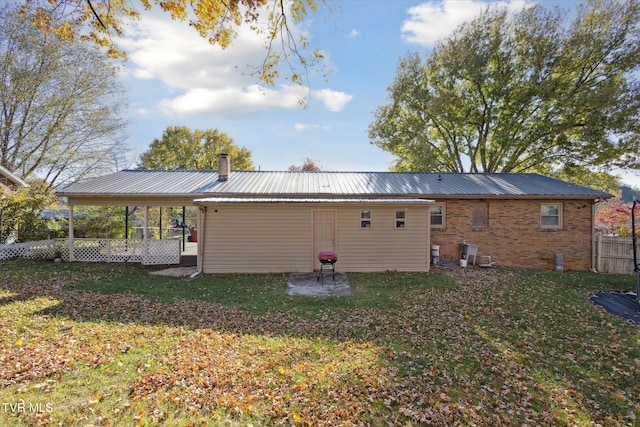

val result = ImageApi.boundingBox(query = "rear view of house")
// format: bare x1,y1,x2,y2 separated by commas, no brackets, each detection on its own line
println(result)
193,197,432,273
58,159,610,273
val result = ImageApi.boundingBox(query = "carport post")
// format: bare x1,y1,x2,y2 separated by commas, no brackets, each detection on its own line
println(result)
143,205,149,260
68,204,75,261
182,206,186,251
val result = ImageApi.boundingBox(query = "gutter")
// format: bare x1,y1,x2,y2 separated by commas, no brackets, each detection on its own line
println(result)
592,198,604,273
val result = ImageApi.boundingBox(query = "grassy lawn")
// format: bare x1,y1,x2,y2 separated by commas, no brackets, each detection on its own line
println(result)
0,260,639,426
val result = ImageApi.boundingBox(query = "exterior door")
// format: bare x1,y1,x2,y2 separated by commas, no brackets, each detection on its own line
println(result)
313,210,336,270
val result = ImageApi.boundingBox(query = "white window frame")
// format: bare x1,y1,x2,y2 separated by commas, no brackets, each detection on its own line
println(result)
430,204,445,229
360,210,371,229
540,203,562,229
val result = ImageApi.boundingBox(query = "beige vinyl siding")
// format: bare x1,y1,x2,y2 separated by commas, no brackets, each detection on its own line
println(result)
201,202,431,273
203,204,312,273
337,205,430,272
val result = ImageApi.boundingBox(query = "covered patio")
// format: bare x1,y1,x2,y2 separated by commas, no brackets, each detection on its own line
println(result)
56,169,224,267
61,205,201,266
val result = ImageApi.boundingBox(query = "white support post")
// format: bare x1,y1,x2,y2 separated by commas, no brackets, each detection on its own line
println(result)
68,204,75,261
143,205,149,261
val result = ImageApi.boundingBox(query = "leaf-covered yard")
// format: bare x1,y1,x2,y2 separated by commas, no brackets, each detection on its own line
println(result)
0,261,639,426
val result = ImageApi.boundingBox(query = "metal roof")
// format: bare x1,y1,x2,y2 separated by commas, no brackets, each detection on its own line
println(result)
194,197,434,204
58,170,611,199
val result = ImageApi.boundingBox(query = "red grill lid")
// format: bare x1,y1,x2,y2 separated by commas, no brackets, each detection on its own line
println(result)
318,252,337,262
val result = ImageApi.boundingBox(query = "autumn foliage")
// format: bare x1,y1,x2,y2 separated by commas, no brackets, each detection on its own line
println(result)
1,262,639,425
22,0,324,85
595,200,640,236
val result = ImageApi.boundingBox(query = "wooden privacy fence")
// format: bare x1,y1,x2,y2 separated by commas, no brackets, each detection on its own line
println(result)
595,234,640,275
0,239,181,265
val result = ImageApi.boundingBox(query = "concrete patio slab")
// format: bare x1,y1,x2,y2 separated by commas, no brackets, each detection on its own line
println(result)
286,272,352,297
150,266,198,278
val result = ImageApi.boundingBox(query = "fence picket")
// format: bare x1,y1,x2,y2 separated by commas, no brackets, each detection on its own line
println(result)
595,235,640,275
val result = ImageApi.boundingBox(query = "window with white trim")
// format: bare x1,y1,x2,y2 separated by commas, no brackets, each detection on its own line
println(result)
395,210,406,229
360,210,371,228
430,204,445,228
540,204,562,229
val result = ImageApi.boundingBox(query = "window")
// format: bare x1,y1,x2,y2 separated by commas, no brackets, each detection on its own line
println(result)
360,210,371,228
540,204,562,229
430,204,445,228
395,210,406,229
472,202,488,229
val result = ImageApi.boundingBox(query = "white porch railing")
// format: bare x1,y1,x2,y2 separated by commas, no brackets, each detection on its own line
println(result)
0,239,181,265
0,239,57,260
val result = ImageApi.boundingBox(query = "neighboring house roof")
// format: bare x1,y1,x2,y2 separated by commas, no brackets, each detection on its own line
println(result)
40,209,70,220
58,170,612,199
0,165,28,189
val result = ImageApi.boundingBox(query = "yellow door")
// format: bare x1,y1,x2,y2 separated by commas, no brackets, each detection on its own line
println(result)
313,210,336,270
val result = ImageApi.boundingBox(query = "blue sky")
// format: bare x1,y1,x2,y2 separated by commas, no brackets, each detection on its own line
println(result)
117,0,640,187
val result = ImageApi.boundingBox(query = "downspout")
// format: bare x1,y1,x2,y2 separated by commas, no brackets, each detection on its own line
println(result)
591,200,597,273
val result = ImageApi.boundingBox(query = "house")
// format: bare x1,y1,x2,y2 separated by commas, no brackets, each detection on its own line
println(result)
0,165,28,194
57,156,611,272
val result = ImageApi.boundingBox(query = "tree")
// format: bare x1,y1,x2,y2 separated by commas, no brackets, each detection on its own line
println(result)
549,166,622,195
369,0,640,184
138,126,254,170
72,206,126,238
0,180,58,243
0,5,128,188
596,199,634,236
22,0,327,86
288,157,322,171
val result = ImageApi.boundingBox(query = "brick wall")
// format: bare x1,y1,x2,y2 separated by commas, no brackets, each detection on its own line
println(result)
431,198,595,271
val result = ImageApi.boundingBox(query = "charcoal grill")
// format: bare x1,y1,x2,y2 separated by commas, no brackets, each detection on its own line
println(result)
317,252,337,283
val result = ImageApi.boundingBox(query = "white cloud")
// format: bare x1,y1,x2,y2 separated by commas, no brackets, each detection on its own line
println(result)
118,9,351,116
294,123,331,131
311,89,353,112
401,0,529,47
133,69,155,80
160,84,307,116
347,29,359,38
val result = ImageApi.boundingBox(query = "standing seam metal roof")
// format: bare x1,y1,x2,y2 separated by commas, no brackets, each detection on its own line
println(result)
57,170,612,199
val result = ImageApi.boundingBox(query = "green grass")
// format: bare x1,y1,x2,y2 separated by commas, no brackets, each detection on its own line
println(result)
63,264,453,313
1,260,639,426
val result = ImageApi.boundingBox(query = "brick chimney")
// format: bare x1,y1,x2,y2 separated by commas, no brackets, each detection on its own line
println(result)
218,154,229,181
